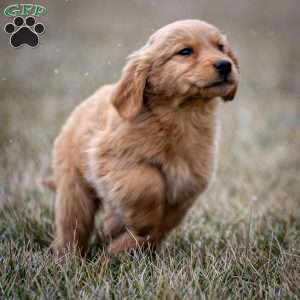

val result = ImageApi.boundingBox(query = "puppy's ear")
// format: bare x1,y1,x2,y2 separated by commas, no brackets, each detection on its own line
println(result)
222,48,240,101
111,50,152,120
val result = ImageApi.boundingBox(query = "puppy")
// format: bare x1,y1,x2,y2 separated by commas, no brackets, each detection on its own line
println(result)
49,20,239,256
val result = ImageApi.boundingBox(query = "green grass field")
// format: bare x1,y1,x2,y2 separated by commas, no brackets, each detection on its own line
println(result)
1,1,300,299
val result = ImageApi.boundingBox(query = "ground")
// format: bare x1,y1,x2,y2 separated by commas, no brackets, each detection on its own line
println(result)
0,0,300,299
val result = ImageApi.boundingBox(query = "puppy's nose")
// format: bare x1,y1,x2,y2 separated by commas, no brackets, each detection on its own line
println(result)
213,59,232,76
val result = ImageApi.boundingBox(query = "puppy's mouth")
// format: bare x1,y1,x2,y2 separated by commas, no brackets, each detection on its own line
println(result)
203,78,234,89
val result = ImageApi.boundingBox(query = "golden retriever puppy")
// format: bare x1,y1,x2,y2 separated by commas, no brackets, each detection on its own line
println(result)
49,19,239,256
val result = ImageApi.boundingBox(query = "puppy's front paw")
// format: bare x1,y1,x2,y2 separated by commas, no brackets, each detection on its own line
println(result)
102,216,125,240
50,240,68,257
107,231,148,255
51,239,81,257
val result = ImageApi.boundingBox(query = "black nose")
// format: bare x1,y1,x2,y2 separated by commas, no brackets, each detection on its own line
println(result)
213,59,232,76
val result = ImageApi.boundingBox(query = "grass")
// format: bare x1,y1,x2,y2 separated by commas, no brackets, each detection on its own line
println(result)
1,199,300,299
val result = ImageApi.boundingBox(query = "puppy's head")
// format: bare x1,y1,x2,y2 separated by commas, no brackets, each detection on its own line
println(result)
112,20,240,119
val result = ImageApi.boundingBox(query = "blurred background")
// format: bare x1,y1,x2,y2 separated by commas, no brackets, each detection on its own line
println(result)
0,0,299,216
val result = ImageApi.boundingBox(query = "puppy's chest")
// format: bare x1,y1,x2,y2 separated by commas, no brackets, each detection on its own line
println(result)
157,130,215,206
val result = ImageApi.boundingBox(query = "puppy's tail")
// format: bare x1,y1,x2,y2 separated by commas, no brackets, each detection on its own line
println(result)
42,176,57,192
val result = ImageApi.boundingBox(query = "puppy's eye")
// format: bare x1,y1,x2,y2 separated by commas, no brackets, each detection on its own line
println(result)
218,43,225,52
177,48,193,56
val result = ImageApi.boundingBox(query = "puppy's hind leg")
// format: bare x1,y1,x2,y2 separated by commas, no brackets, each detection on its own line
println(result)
52,170,99,256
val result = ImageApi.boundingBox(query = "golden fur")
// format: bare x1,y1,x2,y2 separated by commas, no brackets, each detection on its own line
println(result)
48,20,239,255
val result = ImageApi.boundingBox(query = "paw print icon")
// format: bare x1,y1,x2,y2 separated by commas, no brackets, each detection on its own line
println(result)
4,16,45,48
